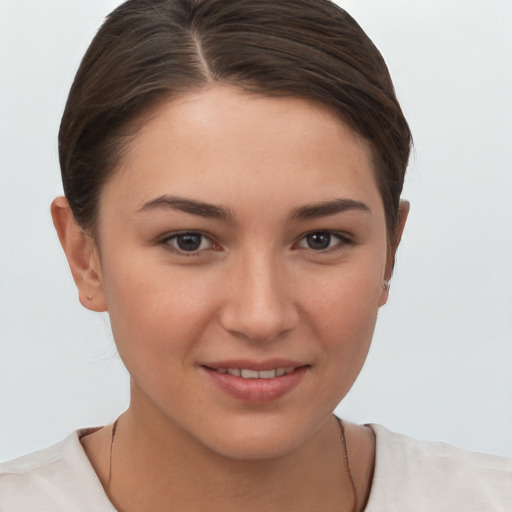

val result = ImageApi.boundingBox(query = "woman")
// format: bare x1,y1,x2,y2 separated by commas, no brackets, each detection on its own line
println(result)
1,0,510,510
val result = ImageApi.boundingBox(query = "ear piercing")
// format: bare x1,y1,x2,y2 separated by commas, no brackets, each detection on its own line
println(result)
86,295,93,300
382,281,390,291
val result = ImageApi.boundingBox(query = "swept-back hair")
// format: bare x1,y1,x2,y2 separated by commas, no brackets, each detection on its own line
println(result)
59,0,412,240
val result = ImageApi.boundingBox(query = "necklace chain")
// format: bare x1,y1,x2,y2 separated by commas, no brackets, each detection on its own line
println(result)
107,414,357,511
107,417,118,487
336,416,358,512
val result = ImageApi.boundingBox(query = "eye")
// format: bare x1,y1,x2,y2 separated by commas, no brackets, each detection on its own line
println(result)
296,231,348,251
163,232,214,253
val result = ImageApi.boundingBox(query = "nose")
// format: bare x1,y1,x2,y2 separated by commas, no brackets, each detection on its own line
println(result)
219,252,299,343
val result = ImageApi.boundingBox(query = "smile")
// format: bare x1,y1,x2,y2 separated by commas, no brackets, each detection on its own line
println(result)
203,362,309,403
212,367,296,379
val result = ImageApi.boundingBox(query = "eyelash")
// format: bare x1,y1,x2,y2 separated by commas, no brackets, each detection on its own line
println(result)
294,231,352,253
159,230,352,256
159,232,217,256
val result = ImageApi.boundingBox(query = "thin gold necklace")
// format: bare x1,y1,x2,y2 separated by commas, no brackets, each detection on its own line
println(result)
336,416,358,512
107,415,358,511
107,418,118,487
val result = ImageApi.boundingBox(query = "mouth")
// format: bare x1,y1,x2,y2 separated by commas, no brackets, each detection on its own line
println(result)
206,367,297,379
202,361,309,403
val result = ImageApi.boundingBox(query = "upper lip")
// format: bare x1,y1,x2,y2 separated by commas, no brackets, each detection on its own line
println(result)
202,359,308,371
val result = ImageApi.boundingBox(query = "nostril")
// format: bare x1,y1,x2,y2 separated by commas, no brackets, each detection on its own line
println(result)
218,264,300,342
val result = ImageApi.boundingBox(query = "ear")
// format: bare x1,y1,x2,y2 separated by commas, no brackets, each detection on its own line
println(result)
379,200,410,306
51,196,108,312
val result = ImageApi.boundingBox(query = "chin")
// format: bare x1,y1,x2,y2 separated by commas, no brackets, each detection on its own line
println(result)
193,410,328,461
205,432,302,461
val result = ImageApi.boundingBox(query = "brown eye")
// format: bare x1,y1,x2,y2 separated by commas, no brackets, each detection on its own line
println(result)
296,232,347,251
165,232,213,253
306,233,332,250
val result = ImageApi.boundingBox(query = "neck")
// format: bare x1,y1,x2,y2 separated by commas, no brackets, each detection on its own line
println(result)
106,407,359,512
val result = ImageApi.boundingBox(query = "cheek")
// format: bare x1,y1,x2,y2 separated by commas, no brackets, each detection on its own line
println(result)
100,255,218,367
304,262,384,367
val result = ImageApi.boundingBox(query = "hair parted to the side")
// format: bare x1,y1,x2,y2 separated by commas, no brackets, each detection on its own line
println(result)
59,0,412,240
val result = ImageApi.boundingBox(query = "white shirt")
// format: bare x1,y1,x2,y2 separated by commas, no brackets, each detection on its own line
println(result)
1,424,511,511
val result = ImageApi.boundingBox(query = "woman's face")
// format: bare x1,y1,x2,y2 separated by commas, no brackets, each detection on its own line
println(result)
94,85,390,459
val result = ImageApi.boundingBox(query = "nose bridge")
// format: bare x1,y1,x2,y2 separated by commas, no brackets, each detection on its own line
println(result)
220,248,298,342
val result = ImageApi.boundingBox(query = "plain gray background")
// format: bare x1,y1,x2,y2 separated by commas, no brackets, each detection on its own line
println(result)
1,0,511,462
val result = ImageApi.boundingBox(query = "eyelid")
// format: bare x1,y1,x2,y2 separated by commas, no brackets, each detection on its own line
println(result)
156,229,352,256
294,230,353,252
158,231,219,255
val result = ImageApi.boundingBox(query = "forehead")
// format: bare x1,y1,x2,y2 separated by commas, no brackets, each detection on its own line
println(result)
102,85,382,218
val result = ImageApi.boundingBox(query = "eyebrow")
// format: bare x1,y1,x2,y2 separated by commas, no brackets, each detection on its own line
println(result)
136,195,369,222
290,198,370,220
136,195,236,222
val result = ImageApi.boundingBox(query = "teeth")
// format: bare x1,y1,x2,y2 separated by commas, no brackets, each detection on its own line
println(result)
216,367,296,379
241,369,260,379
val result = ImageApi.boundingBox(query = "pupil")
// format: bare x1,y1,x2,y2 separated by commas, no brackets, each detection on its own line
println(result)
177,234,201,251
307,233,331,250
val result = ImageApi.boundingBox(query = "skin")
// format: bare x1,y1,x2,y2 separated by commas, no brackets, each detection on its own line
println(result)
52,85,408,511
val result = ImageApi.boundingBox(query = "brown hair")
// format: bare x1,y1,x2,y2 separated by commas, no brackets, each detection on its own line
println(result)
59,0,412,240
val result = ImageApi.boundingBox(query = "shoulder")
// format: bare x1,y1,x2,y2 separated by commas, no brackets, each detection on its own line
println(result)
0,428,115,512
365,424,512,511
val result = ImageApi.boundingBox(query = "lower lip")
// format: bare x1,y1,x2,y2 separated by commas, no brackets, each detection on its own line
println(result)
203,367,308,403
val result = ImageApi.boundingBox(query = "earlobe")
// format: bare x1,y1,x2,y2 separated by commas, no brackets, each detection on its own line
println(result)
378,280,390,307
379,200,410,307
51,197,108,312
393,200,410,251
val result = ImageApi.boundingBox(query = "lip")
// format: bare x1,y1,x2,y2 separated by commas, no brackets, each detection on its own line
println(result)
204,359,306,372
202,359,309,404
